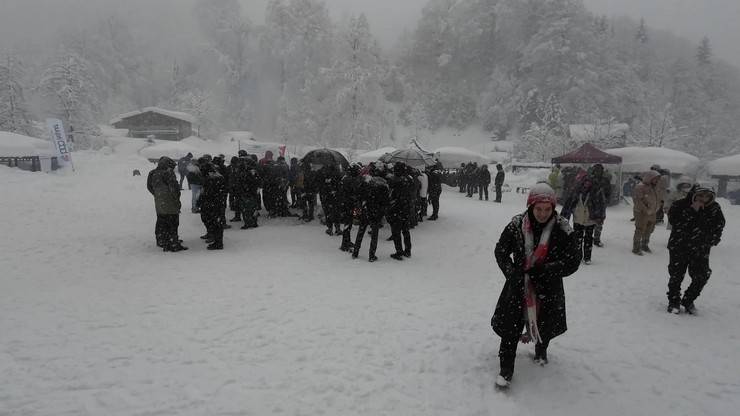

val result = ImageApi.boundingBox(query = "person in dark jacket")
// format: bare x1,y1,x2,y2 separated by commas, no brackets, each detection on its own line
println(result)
466,162,478,197
197,161,228,250
273,156,292,217
589,164,612,247
231,157,261,229
289,157,300,208
458,163,467,193
352,174,390,262
339,164,363,252
492,183,580,388
494,164,505,203
177,153,193,190
186,157,203,213
666,185,725,314
426,163,443,220
387,163,414,260
147,157,187,252
228,156,242,222
213,155,231,229
479,164,491,201
561,175,607,264
318,165,342,235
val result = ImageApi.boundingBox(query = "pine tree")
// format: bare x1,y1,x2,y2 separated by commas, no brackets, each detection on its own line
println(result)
635,18,649,44
0,54,33,135
697,36,712,66
39,52,102,148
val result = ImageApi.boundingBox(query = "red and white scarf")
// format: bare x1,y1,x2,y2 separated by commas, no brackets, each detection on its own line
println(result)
521,214,555,344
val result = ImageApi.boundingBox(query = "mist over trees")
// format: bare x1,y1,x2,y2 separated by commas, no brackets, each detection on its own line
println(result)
1,0,739,159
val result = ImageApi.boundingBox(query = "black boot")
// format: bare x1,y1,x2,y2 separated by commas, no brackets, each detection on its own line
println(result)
534,343,548,366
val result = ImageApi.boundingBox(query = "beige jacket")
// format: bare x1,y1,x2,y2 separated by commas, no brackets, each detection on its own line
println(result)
633,170,660,215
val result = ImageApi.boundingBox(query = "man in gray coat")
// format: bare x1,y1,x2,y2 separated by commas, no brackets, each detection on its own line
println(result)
148,157,188,252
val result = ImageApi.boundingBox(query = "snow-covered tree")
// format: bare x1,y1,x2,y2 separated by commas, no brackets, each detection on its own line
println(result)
39,52,101,148
321,14,387,149
635,18,649,44
0,54,32,135
697,36,712,66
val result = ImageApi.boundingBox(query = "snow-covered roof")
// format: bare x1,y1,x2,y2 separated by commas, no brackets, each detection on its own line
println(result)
0,131,55,156
356,147,397,164
569,123,629,142
605,147,700,175
433,146,490,168
139,140,201,160
110,107,197,125
708,154,740,177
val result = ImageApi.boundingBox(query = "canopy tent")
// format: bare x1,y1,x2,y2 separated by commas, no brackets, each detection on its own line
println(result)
708,154,740,197
551,143,623,204
551,143,622,165
356,147,397,164
604,147,699,176
433,146,490,168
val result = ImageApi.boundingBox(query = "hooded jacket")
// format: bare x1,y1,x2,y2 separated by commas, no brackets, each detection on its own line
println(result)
667,186,725,253
633,170,660,215
147,157,181,215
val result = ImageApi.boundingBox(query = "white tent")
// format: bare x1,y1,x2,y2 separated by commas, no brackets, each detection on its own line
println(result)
604,147,700,175
356,147,397,164
0,131,54,157
708,154,740,177
433,146,490,168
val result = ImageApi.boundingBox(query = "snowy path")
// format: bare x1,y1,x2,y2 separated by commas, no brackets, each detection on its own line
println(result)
1,153,740,415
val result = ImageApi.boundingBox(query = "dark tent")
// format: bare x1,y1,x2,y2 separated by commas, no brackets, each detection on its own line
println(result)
551,143,622,164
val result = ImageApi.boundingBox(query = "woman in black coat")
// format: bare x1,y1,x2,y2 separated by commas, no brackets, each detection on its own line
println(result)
492,183,581,388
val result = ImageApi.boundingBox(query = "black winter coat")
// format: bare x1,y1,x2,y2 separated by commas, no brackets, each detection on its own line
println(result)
479,168,491,185
199,172,227,216
387,174,414,226
495,170,505,187
667,192,725,254
427,168,443,196
339,175,363,222
147,167,181,215
359,177,390,222
492,212,581,340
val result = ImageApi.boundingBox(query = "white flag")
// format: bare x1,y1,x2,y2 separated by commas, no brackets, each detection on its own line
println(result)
47,118,73,167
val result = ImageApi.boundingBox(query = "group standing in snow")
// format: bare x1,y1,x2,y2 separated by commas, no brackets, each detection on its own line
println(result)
148,152,446,261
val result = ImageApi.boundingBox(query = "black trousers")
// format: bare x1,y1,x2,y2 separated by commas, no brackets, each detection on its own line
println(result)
495,185,502,202
354,219,380,257
390,222,411,254
201,212,224,245
429,194,440,217
499,335,550,379
574,223,595,262
668,249,712,304
341,221,354,249
303,193,316,219
467,182,475,197
479,184,489,200
155,214,180,248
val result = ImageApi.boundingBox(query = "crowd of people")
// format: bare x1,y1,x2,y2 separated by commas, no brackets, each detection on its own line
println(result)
149,151,445,261
456,162,506,203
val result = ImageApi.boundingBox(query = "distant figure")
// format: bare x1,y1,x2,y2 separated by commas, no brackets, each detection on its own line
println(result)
132,169,141,177
494,164,505,203
632,170,661,255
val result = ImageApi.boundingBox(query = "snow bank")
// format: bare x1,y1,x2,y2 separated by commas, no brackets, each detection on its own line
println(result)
0,131,54,156
356,147,397,164
434,146,490,168
139,140,200,160
605,147,700,175
708,154,740,176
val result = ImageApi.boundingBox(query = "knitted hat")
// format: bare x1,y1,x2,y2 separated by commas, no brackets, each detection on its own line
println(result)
527,182,557,207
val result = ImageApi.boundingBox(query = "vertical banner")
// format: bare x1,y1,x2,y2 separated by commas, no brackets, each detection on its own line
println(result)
46,118,74,169
279,145,287,157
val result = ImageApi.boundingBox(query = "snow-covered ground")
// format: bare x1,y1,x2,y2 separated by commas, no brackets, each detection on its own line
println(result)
1,152,739,416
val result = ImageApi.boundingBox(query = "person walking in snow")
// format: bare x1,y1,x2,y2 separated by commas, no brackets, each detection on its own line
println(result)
352,172,390,262
494,164,505,203
632,170,661,255
492,183,580,389
561,174,606,265
339,164,363,252
147,157,187,252
666,185,725,314
663,178,693,231
588,164,611,247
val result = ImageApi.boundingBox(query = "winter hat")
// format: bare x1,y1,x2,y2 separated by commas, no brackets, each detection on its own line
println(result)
527,182,557,208
691,184,716,203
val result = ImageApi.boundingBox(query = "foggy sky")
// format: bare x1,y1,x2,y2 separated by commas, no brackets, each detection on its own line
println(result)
1,0,739,67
